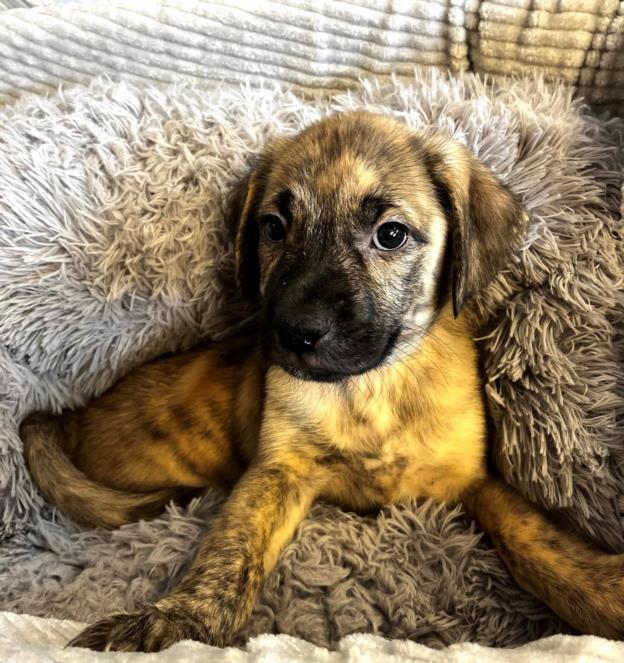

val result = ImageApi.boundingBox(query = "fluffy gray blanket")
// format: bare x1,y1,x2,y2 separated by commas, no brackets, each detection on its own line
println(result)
1,71,623,652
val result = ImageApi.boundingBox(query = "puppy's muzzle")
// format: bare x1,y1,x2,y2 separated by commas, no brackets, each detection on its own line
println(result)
266,267,353,379
265,266,395,381
271,301,334,373
275,316,330,356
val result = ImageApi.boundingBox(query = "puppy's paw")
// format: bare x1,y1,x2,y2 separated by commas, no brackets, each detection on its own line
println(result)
67,606,210,652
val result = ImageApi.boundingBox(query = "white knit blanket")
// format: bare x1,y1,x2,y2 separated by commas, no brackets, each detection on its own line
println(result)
0,0,623,114
2,612,624,663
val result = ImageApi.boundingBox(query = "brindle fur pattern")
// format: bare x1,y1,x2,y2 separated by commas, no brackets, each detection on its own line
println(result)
20,112,624,651
462,479,624,640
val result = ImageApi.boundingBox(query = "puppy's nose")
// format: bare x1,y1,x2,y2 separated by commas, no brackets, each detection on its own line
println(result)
276,320,329,355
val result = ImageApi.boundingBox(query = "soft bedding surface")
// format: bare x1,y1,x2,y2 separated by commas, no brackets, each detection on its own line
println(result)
2,613,624,663
0,71,623,660
1,0,623,114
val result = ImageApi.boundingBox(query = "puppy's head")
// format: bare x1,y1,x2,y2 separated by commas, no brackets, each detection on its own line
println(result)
234,112,527,382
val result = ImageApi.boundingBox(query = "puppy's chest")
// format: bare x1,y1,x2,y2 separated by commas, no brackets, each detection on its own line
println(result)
287,378,485,508
265,317,487,508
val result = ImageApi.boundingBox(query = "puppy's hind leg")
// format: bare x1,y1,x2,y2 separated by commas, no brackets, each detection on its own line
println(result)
21,413,200,529
464,476,624,638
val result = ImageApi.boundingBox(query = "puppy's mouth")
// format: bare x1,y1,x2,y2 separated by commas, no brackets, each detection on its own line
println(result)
279,366,356,383
275,327,401,383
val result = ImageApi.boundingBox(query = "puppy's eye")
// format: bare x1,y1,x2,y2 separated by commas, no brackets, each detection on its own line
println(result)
373,222,409,251
262,215,287,243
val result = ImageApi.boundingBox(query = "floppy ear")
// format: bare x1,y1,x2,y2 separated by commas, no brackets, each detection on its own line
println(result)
230,169,263,300
418,135,529,317
229,138,290,299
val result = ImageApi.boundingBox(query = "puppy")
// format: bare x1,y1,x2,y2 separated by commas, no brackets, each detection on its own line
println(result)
21,111,624,652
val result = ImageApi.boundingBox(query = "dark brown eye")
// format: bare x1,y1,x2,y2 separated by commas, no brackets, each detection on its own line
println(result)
373,222,409,251
262,215,287,242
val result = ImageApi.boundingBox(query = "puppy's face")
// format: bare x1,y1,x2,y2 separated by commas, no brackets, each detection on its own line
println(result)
235,112,526,382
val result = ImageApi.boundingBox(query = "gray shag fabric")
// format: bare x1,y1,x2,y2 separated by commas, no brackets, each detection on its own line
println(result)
1,71,623,649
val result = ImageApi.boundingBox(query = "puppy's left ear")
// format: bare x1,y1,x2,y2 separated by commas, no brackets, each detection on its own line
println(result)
229,137,291,300
229,168,263,300
417,135,529,317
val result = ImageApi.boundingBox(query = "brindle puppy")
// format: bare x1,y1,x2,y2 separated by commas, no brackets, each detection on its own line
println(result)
21,112,624,652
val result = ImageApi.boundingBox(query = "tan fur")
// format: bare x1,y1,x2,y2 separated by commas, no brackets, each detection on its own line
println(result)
263,307,486,510
21,112,624,651
463,478,624,639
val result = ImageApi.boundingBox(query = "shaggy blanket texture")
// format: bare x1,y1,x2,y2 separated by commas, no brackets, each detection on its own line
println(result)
0,71,623,658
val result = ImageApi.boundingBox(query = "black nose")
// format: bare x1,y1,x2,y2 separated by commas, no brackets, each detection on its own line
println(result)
276,320,329,355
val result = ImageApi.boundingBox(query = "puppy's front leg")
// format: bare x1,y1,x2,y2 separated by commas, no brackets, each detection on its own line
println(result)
69,458,322,652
